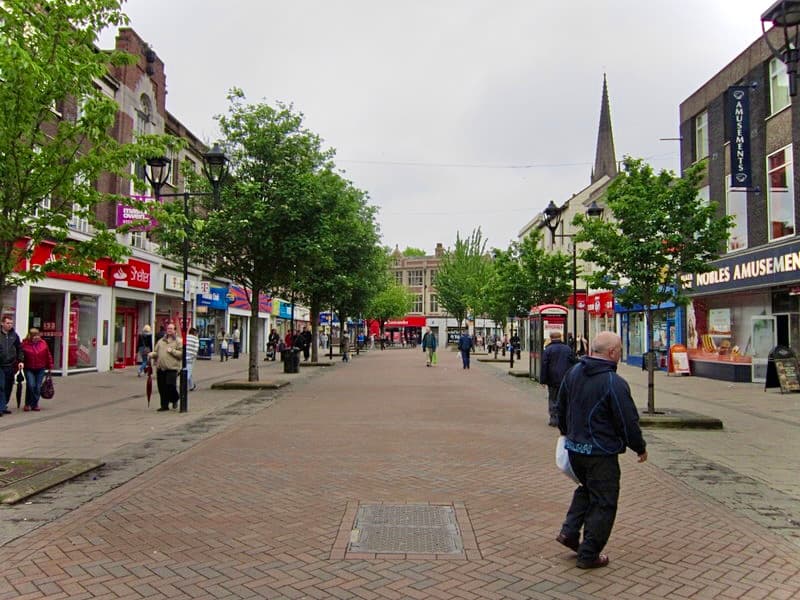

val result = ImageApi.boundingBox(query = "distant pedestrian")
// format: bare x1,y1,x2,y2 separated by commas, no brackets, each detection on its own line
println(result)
21,327,53,411
341,331,350,363
217,330,229,361
540,331,576,427
136,324,153,376
458,328,473,369
421,327,438,367
319,331,328,350
300,326,312,361
556,331,647,569
267,328,280,360
0,315,23,416
232,327,241,359
149,323,183,411
185,327,199,391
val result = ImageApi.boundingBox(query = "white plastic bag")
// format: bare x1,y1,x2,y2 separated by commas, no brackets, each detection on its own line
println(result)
555,435,580,484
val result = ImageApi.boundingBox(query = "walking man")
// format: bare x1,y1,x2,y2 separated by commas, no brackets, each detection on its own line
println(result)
556,331,647,569
540,331,576,427
421,327,437,367
149,323,183,411
184,327,199,391
458,328,473,369
0,315,23,415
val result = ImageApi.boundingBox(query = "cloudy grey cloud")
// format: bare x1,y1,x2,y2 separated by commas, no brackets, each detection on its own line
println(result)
102,0,764,252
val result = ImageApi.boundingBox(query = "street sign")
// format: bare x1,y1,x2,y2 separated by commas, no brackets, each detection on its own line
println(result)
200,281,210,295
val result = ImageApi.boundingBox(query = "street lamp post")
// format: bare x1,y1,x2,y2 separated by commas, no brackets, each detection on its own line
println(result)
542,200,603,347
761,0,800,96
145,143,228,413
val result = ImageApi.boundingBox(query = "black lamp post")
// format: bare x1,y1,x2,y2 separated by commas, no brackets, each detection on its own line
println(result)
762,0,800,96
542,200,603,347
145,143,228,413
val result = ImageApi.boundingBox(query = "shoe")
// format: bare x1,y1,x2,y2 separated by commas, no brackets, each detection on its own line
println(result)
32,407,40,412
156,407,170,412
1,410,11,415
556,533,579,553
190,385,197,391
548,421,558,427
171,402,177,409
23,405,31,412
137,372,142,377
577,554,609,569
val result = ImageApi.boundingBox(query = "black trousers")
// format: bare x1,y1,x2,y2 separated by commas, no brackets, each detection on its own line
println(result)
561,453,620,563
156,369,179,409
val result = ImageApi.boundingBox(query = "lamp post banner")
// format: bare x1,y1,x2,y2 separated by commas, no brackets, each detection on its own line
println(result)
727,86,751,189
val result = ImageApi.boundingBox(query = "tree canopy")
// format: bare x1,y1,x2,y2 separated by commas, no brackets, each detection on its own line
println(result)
574,156,731,412
435,229,489,329
0,0,173,295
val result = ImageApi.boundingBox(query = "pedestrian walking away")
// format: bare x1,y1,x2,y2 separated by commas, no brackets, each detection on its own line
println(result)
136,324,153,376
149,323,183,411
217,330,229,361
20,327,53,411
421,326,438,366
341,331,350,363
184,327,199,391
556,331,647,569
231,327,241,359
300,326,312,361
0,315,23,416
458,328,473,369
540,330,576,427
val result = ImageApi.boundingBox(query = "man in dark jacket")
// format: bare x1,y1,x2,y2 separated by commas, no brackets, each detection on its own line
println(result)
0,315,24,415
556,331,647,569
457,329,473,369
540,331,575,427
299,326,312,361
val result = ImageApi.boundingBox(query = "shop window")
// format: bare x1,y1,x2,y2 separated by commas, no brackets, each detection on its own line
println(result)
726,188,748,251
68,293,98,369
769,57,790,115
767,146,794,241
29,290,65,372
695,110,708,161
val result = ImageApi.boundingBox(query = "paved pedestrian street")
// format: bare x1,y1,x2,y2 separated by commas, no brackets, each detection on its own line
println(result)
0,349,799,599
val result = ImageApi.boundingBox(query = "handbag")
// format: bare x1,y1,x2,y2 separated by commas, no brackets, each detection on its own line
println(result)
40,372,55,400
555,435,580,484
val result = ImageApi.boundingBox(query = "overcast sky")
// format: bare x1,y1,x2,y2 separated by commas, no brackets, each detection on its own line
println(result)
100,0,765,254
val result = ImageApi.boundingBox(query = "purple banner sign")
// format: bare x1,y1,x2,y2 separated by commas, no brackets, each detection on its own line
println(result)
116,195,158,230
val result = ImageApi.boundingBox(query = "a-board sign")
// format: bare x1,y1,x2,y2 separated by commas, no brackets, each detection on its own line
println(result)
669,344,691,375
774,358,800,393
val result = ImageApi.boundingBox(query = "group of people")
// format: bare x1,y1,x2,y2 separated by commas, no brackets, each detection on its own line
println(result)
0,315,54,414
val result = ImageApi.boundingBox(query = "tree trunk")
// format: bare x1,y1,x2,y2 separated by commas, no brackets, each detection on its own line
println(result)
248,287,260,382
645,305,655,414
310,298,321,363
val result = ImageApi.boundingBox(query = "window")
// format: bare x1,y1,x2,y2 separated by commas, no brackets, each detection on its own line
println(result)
726,188,748,251
770,58,790,115
131,230,147,250
695,110,708,161
34,196,51,218
412,294,423,313
69,203,90,234
429,294,438,313
407,269,423,286
394,271,403,285
132,95,152,194
429,269,437,285
767,145,794,241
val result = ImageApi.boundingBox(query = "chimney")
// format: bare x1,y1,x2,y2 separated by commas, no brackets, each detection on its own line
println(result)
435,243,444,258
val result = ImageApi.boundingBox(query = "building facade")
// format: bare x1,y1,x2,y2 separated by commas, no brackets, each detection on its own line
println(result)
679,25,798,383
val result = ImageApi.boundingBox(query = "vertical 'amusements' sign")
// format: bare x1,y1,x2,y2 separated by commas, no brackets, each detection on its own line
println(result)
727,86,751,189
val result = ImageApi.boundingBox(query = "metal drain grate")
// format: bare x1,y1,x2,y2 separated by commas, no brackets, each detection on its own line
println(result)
348,504,463,554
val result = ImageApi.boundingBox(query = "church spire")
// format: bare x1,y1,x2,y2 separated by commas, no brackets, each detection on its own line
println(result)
591,73,617,183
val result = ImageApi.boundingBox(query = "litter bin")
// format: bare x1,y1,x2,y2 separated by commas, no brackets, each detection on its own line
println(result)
198,337,214,360
283,348,300,373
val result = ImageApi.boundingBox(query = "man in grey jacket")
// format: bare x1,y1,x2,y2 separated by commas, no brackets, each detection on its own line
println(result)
556,331,647,569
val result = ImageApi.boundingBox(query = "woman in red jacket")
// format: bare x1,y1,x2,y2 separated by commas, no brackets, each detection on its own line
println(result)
21,327,53,411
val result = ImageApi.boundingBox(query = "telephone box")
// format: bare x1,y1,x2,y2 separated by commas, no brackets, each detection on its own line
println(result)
529,304,569,382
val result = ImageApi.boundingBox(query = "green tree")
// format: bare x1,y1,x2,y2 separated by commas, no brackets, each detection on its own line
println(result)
402,247,426,257
292,168,382,361
365,280,413,341
573,156,731,413
435,229,489,331
184,90,332,381
518,231,573,307
0,0,173,295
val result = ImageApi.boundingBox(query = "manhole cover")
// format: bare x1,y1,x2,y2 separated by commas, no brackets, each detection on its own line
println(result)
348,504,463,554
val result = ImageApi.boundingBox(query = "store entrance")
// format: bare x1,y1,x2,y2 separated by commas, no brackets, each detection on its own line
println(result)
114,307,137,368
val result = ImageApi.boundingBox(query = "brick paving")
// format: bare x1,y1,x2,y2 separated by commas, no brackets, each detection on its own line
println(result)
0,348,799,599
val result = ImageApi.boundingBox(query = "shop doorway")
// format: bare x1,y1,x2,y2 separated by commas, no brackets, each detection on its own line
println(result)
751,315,777,383
114,307,137,368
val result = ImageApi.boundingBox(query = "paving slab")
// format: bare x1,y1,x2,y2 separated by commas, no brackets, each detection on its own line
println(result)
0,348,797,599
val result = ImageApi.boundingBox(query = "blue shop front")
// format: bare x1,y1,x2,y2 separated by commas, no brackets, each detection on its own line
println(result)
616,294,684,370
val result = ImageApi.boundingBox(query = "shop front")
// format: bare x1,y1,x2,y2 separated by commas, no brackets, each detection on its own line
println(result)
586,291,615,344
228,285,273,355
616,298,681,370
110,258,154,368
385,315,426,346
195,285,229,352
683,239,800,382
